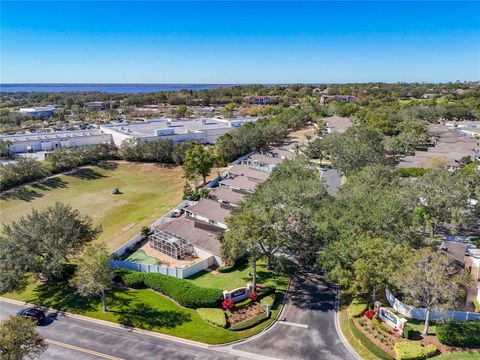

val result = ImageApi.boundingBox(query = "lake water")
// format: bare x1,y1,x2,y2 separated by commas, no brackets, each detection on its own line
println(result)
0,84,234,93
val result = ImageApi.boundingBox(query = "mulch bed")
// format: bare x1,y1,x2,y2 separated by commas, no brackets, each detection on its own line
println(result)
226,302,265,325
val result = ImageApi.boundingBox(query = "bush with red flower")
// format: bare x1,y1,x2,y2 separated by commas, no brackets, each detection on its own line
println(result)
222,298,235,311
249,292,258,302
364,310,376,319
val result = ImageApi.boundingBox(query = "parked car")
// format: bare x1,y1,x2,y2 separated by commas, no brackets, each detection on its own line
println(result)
16,308,46,325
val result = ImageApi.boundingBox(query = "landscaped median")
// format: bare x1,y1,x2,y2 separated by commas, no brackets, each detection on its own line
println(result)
1,265,287,345
339,298,480,360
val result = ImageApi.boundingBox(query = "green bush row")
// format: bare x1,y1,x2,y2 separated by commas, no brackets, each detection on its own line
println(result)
260,294,276,307
116,270,223,308
257,286,276,299
229,313,269,331
395,168,427,178
348,298,369,318
196,308,227,328
348,319,393,360
436,320,480,347
394,341,437,360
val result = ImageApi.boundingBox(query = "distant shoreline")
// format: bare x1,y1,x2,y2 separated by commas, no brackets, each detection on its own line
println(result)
0,83,239,94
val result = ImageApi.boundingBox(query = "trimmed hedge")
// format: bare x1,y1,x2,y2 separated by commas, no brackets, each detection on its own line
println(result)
395,168,427,178
122,271,146,289
229,313,268,331
436,321,480,347
348,319,393,360
257,286,276,299
394,341,437,360
196,308,227,328
260,294,276,307
403,324,415,340
348,298,369,318
117,270,222,308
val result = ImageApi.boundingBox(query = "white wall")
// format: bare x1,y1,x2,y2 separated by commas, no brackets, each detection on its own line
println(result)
7,133,113,153
386,289,480,321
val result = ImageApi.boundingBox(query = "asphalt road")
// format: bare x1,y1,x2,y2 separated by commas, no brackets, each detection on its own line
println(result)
1,270,358,360
0,300,245,360
232,270,359,360
321,168,342,196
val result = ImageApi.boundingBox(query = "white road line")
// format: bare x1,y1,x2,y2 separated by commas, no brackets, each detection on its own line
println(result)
230,348,282,360
277,321,309,329
46,339,124,360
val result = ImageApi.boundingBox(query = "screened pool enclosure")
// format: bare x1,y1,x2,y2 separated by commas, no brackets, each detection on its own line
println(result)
149,230,193,259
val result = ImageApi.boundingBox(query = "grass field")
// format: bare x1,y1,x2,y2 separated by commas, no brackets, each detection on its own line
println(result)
185,260,289,291
2,277,282,344
0,161,184,249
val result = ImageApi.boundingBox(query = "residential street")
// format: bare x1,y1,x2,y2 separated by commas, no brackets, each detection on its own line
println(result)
0,271,358,360
232,270,359,360
0,300,245,360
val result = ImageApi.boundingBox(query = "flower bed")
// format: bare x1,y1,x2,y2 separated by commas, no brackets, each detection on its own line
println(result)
355,315,404,357
227,302,265,326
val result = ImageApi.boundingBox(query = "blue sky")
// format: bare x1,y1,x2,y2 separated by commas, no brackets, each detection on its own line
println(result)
1,1,479,83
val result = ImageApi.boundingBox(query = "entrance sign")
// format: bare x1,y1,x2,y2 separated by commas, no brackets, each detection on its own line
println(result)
223,283,252,303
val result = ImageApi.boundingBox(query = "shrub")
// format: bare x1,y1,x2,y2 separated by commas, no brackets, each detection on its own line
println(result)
371,317,381,328
436,320,480,347
229,313,268,331
394,341,437,360
364,310,376,319
122,271,145,288
217,257,247,273
348,298,369,318
395,168,427,178
249,292,258,302
348,319,393,360
196,308,227,328
256,285,276,299
117,270,222,308
260,294,276,307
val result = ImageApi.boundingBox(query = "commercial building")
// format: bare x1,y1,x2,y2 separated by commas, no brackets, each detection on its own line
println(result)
18,106,57,118
0,130,113,154
100,117,256,146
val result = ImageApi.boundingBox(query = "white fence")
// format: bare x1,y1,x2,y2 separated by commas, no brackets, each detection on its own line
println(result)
110,256,213,279
386,289,480,322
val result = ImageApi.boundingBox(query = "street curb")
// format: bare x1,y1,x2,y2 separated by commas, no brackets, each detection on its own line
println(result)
0,296,209,349
1,281,292,351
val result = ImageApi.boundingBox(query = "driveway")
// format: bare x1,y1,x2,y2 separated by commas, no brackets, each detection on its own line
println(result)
232,270,359,360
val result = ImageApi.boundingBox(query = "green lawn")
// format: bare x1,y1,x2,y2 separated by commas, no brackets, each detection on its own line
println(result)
125,249,160,265
435,352,480,359
185,260,289,292
2,277,283,344
0,161,184,249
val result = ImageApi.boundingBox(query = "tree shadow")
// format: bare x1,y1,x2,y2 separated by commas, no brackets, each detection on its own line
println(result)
31,178,68,192
0,187,43,202
287,270,336,312
115,302,192,330
96,161,118,171
67,168,105,180
0,178,68,202
28,280,98,314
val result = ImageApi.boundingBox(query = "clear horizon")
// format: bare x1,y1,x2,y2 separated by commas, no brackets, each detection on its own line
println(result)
1,1,479,83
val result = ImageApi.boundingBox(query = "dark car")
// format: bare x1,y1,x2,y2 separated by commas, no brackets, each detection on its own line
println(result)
16,308,46,325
